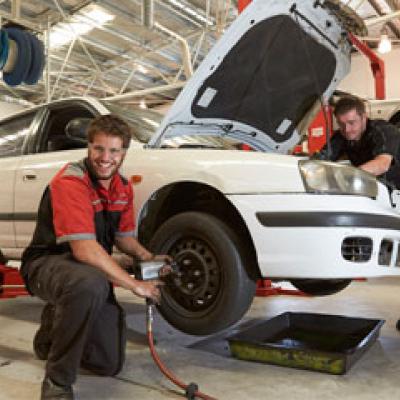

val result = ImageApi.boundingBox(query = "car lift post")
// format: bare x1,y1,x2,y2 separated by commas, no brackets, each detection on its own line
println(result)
256,279,309,297
238,0,252,13
238,0,309,298
348,32,386,100
0,264,28,299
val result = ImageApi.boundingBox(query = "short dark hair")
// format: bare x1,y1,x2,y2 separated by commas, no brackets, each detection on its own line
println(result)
333,95,366,117
87,114,132,149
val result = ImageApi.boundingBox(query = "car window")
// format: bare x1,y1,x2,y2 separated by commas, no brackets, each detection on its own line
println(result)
0,112,36,158
39,106,95,153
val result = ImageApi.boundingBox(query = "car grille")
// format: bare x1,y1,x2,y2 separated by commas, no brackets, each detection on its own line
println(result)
379,239,393,266
341,237,373,262
396,246,400,267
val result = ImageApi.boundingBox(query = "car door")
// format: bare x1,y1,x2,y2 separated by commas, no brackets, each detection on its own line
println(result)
14,101,96,251
0,109,40,257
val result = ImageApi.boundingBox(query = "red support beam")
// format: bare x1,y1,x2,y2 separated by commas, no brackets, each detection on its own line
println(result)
0,264,28,299
256,279,310,297
348,33,386,100
238,0,252,13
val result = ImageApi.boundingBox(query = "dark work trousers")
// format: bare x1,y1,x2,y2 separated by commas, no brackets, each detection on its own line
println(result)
25,253,126,386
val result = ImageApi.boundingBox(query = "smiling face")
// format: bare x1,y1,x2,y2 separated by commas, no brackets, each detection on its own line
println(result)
336,108,367,142
87,131,126,188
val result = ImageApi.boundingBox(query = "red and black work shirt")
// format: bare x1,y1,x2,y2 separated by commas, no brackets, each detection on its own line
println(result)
21,158,135,267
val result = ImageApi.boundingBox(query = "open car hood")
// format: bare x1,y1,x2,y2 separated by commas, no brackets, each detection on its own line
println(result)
151,0,364,153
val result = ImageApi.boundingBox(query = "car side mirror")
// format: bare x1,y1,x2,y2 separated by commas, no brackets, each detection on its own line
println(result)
65,117,92,144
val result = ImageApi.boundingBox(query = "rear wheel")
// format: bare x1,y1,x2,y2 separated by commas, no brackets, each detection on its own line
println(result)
149,211,256,335
290,279,351,296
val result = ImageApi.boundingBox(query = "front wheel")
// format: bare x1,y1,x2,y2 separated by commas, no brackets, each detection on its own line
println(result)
149,211,257,335
290,279,351,296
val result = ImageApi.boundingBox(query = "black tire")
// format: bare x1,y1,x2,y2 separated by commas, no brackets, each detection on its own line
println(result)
0,29,9,70
149,211,256,335
3,28,32,86
24,32,45,85
290,279,351,296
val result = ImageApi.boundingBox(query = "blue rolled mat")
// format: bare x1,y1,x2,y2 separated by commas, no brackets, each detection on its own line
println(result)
0,30,9,70
3,27,32,86
24,32,45,85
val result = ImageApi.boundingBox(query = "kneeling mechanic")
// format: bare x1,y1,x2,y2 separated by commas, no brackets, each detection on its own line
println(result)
20,114,168,400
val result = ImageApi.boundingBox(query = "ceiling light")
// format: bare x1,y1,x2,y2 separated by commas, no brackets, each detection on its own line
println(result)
50,5,114,48
50,23,90,47
136,64,148,74
378,33,392,54
83,7,114,24
168,0,213,26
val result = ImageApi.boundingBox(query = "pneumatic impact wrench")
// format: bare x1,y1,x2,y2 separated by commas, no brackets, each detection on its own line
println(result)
137,260,217,400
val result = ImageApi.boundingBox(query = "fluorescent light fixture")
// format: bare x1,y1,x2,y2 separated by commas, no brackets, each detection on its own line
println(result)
139,99,147,109
136,64,148,74
378,33,392,54
50,5,114,48
168,0,213,26
83,7,114,23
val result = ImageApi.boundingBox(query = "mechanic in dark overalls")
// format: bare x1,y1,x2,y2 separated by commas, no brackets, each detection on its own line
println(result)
20,114,167,400
315,95,400,333
315,95,400,189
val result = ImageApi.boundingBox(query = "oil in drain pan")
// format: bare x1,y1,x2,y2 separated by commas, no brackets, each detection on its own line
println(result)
228,312,384,374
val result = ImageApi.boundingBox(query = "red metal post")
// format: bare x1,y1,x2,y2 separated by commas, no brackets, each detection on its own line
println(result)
256,279,310,297
238,0,252,13
0,264,29,299
307,104,333,155
348,32,385,100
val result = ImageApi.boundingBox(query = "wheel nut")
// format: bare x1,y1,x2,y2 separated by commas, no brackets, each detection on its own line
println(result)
193,270,201,277
187,283,194,290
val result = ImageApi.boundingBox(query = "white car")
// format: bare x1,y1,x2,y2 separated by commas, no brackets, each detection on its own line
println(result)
367,98,400,127
1,0,399,335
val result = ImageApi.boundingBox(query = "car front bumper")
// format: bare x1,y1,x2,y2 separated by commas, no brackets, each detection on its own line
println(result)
228,193,400,279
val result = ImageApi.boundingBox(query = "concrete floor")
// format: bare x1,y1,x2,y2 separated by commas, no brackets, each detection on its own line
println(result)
1,278,400,400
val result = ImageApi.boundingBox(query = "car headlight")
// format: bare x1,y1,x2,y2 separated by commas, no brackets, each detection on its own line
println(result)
298,160,378,197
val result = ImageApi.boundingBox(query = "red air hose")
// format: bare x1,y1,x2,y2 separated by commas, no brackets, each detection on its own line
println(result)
146,303,217,400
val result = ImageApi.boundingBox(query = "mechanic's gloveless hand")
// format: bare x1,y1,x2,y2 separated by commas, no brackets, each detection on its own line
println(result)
132,279,164,304
153,254,173,264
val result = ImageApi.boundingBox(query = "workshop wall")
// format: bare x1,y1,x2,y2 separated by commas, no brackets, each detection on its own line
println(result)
339,45,400,100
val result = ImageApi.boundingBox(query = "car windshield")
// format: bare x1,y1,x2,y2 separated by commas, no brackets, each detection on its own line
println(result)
101,101,162,144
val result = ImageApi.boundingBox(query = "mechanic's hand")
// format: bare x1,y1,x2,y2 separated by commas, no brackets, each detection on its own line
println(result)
132,279,164,304
153,254,173,263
